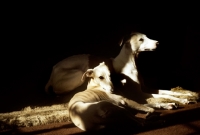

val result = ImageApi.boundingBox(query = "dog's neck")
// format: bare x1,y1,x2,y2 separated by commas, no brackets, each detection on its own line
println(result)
113,45,140,84
86,79,104,91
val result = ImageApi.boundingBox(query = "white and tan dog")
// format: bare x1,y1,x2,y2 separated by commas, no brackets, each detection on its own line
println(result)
68,62,155,131
112,32,199,107
46,32,199,109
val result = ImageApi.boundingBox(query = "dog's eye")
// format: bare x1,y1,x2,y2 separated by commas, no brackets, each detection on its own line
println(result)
139,38,144,41
99,76,104,80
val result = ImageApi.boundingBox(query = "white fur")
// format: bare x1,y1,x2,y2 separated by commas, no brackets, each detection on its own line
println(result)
113,32,198,106
68,62,154,131
45,54,90,94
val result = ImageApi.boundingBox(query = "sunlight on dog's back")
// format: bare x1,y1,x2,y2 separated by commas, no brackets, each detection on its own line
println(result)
68,62,114,131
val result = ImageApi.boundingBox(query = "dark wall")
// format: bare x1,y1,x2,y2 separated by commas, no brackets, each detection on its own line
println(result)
1,6,200,87
1,3,200,112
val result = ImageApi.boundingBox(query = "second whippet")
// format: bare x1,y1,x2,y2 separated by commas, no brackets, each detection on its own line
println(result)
112,32,198,107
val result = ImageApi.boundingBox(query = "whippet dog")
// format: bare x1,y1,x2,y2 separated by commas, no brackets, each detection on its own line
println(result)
46,32,199,109
68,62,155,131
112,32,199,108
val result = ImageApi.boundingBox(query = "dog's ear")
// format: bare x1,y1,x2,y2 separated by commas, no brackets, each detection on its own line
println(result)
81,69,94,81
119,32,135,46
119,36,128,46
99,62,105,66
119,37,124,46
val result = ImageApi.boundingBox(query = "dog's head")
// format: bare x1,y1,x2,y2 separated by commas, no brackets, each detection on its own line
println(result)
82,62,114,93
120,32,159,53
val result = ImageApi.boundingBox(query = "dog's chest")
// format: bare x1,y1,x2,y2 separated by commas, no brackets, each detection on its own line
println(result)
121,65,140,83
128,71,140,83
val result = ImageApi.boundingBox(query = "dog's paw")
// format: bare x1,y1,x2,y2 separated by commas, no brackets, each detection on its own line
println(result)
164,103,178,110
188,100,198,104
147,107,155,113
180,99,190,105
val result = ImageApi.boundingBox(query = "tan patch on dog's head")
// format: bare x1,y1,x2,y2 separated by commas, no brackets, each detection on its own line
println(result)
82,62,114,93
120,32,159,53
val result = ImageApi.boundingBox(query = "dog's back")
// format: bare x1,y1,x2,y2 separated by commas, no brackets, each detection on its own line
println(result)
68,62,115,130
45,54,113,94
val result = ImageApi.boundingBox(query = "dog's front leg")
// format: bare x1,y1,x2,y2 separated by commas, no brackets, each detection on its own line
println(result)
144,103,178,110
109,94,154,113
151,94,189,105
158,90,192,96
122,98,155,113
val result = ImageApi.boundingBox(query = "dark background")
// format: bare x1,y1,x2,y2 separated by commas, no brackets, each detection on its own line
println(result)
0,3,199,113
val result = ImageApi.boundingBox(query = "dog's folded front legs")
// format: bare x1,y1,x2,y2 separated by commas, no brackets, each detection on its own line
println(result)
144,103,178,110
95,101,146,127
108,93,155,113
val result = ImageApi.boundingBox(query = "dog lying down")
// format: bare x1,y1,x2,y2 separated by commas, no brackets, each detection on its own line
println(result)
46,32,199,109
68,62,155,131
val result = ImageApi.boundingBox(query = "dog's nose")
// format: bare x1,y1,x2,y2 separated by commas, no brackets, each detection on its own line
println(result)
156,41,159,46
110,87,114,93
